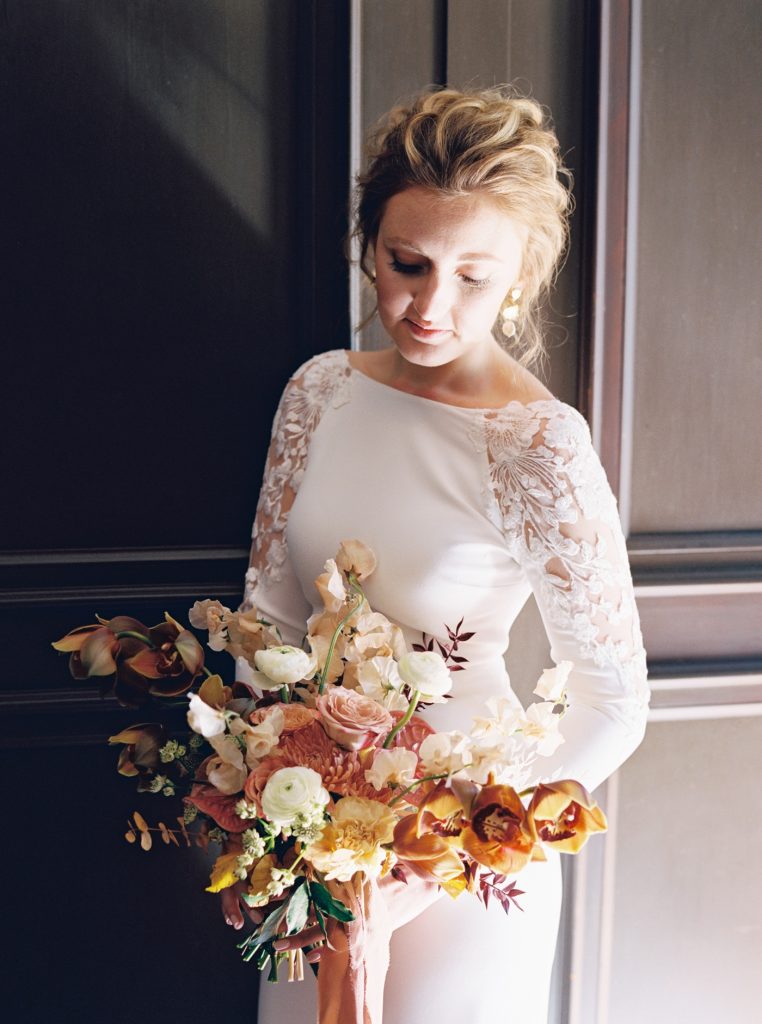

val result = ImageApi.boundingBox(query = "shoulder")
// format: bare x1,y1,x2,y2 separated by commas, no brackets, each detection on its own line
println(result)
286,349,351,388
478,398,618,537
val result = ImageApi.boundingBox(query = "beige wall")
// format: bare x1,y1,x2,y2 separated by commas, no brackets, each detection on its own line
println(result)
354,2,762,1021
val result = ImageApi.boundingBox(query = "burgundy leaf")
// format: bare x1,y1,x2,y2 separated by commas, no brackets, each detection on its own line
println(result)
457,631,476,641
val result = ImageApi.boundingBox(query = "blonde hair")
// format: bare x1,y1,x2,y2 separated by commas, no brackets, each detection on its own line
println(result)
352,86,572,366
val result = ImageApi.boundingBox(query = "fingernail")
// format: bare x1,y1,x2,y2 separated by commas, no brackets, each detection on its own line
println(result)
224,916,231,926
234,920,243,930
273,939,288,951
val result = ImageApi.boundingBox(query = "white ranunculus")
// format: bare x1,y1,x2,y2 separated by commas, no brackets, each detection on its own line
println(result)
418,730,472,778
187,693,227,738
261,766,330,827
253,646,316,688
398,651,452,702
533,661,573,702
364,747,418,791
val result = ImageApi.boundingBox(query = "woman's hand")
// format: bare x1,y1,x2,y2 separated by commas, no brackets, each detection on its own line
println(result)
220,880,264,931
270,867,442,964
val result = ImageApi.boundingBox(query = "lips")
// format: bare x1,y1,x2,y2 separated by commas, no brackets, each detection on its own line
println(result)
405,318,452,340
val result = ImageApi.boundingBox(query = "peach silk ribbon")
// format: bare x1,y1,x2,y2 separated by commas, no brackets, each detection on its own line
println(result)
315,872,442,1024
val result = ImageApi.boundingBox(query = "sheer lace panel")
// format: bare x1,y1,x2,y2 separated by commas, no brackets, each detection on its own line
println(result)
471,400,648,712
243,351,352,609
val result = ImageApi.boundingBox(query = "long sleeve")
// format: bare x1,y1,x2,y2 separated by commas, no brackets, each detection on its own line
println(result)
483,401,649,792
239,350,352,647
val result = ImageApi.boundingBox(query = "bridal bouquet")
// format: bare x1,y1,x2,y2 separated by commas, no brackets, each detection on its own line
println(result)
52,539,606,986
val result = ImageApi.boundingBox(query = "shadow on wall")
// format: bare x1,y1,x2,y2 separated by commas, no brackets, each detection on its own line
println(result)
4,0,301,552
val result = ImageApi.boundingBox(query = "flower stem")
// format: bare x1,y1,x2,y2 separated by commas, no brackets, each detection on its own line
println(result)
317,576,366,695
280,685,290,704
382,690,420,749
115,630,153,646
388,772,449,806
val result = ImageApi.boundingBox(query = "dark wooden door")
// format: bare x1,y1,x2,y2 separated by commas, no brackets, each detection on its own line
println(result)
1,3,349,1020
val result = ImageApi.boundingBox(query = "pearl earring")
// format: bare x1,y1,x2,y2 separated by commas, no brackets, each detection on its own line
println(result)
500,287,523,338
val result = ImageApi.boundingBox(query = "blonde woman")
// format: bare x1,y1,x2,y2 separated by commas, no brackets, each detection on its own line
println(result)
224,87,649,1024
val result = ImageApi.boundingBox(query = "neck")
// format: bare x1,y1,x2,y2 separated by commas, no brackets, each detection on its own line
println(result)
387,340,512,400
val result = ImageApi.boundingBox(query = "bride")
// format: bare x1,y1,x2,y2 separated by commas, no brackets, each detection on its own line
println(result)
223,86,649,1024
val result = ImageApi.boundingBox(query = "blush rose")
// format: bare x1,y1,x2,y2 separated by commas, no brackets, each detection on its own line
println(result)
316,687,394,752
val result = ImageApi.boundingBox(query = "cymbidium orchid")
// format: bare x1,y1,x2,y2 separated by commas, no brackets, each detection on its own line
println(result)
392,785,467,897
53,613,204,706
460,782,536,875
528,780,607,853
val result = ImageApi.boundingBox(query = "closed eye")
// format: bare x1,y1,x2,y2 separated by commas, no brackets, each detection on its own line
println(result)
389,257,424,276
390,257,491,291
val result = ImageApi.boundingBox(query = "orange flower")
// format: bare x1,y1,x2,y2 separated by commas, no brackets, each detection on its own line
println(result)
392,784,467,897
108,722,167,779
460,783,535,875
53,613,204,706
528,780,607,853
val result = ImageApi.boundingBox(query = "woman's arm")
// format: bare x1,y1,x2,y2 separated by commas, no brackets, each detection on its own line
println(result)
491,403,649,792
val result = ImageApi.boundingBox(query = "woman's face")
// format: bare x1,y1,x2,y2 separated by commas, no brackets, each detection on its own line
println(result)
373,186,525,369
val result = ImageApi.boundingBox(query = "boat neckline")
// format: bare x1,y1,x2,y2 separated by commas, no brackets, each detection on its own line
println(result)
340,349,570,415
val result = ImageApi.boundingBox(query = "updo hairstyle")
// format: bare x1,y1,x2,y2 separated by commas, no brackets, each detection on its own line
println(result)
353,87,572,366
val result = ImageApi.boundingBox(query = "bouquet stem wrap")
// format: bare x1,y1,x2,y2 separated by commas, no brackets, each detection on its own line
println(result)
317,872,442,1024
317,876,387,1024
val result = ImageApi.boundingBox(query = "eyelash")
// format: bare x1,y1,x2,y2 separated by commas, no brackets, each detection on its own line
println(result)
388,258,492,291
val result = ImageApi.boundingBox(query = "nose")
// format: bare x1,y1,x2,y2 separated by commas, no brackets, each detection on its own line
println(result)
410,273,451,324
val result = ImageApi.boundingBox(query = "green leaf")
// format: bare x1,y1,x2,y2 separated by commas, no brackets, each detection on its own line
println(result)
314,903,327,939
286,879,310,935
309,881,355,923
236,898,290,959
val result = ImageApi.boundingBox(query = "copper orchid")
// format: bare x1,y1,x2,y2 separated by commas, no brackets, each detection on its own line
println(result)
392,784,467,897
53,613,204,707
108,722,168,782
460,782,536,875
528,780,607,853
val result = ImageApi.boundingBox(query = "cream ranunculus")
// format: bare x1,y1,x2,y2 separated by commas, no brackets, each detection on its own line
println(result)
260,766,330,828
187,692,227,738
253,645,316,689
398,650,452,703
303,795,397,881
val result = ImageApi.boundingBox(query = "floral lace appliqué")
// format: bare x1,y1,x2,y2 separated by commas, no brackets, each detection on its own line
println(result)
245,351,351,604
471,401,649,722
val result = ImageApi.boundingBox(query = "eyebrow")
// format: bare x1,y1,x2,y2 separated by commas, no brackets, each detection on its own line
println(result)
383,236,502,262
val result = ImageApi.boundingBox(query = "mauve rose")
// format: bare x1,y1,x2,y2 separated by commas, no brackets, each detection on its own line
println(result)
316,688,394,752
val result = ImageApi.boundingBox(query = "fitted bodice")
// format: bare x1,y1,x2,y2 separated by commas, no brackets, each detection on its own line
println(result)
243,349,649,788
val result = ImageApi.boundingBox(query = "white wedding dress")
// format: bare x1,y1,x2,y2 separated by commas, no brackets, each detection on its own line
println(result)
243,349,649,1024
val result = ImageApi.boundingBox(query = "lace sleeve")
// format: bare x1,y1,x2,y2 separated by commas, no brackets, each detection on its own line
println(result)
241,350,352,645
481,400,649,791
